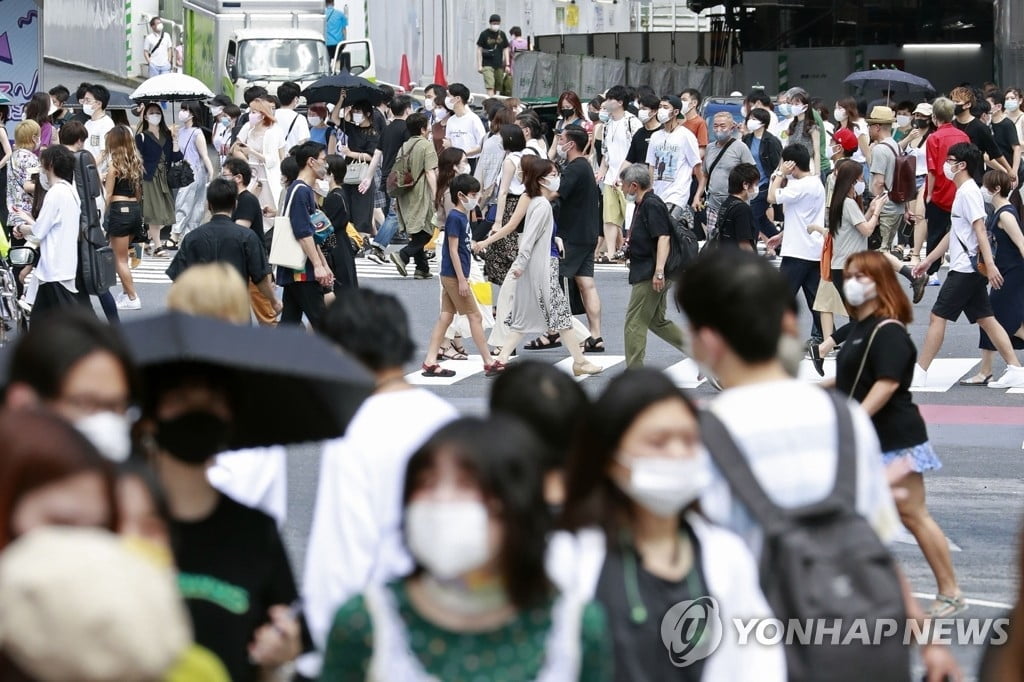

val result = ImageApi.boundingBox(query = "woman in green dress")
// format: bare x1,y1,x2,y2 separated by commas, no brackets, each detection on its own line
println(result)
320,416,612,681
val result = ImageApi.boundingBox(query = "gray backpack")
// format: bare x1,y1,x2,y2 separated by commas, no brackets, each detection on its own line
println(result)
700,391,910,682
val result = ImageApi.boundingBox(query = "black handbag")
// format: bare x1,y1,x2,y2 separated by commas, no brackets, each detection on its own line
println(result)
166,159,195,189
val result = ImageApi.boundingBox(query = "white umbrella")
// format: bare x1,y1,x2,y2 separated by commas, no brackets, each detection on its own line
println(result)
130,73,214,103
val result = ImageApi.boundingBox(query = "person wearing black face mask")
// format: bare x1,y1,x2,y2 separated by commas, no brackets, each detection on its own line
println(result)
950,86,1012,182
143,366,310,682
549,91,590,167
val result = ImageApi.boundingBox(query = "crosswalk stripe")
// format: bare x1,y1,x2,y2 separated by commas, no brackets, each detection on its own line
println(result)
665,358,705,388
404,354,491,386
554,354,626,382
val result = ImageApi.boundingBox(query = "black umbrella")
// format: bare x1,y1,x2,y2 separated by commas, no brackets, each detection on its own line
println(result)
302,71,384,106
121,312,374,449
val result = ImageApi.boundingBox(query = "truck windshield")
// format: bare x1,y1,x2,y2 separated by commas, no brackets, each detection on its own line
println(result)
238,39,328,81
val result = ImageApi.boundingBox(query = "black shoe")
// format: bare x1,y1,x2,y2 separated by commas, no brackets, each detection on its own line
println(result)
414,269,433,279
911,274,928,304
806,339,825,377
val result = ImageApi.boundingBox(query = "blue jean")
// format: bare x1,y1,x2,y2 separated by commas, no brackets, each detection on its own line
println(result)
97,290,120,323
779,256,823,342
374,209,400,248
148,62,172,76
751,187,777,237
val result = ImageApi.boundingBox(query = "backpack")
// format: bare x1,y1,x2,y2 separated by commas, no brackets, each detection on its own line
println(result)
662,202,700,278
882,139,917,204
700,392,910,682
73,151,117,296
386,138,427,198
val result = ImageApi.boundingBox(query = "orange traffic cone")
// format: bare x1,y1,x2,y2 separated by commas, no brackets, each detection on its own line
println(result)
433,54,447,87
399,54,413,92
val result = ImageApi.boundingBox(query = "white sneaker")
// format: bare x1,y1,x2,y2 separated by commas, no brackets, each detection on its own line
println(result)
989,366,1024,389
16,298,33,314
116,293,142,310
927,274,941,286
911,364,928,388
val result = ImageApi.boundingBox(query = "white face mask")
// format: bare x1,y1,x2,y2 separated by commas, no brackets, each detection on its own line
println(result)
352,112,365,125
308,115,322,126
981,187,994,204
491,24,501,32
542,175,560,193
444,96,456,110
82,103,96,117
638,109,652,124
740,104,748,117
680,101,692,115
177,110,191,122
146,114,162,126
210,106,224,117
1006,98,1020,112
38,171,51,191
790,103,807,117
154,23,164,33
406,500,491,579
457,162,470,175
843,277,877,307
435,109,448,122
853,180,866,195
249,112,263,126
746,118,763,133
75,412,133,462
896,114,912,128
556,143,568,159
48,102,59,116
462,193,479,210
833,107,848,122
656,108,673,124
423,99,435,112
615,449,712,517
943,161,959,181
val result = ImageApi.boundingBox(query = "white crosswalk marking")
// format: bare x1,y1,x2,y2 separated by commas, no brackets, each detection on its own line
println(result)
665,358,705,388
554,354,626,382
910,359,981,393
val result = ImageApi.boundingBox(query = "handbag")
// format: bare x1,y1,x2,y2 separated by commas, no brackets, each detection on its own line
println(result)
820,231,834,281
166,130,197,189
309,208,335,246
269,186,308,270
343,160,370,185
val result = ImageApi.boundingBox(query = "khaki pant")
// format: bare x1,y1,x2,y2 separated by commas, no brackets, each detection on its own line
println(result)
877,211,904,252
624,281,686,368
249,281,278,327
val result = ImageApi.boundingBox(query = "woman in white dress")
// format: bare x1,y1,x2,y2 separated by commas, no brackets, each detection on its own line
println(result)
489,157,602,377
231,98,284,217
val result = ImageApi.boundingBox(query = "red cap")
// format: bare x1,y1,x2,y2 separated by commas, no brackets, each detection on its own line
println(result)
832,127,858,152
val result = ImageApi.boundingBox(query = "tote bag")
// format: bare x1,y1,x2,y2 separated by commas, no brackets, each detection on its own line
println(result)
269,187,308,270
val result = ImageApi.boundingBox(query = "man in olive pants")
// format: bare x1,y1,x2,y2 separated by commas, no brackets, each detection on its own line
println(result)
620,164,687,367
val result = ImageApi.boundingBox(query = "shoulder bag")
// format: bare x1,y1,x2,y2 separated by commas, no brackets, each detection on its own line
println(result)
269,186,308,270
166,130,196,189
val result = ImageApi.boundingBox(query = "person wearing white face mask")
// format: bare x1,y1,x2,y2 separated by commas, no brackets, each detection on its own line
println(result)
741,108,784,256
170,101,213,244
702,111,756,231
143,16,173,76
80,84,115,172
320,416,613,679
232,98,285,222
328,91,381,242
645,95,705,222
553,369,784,682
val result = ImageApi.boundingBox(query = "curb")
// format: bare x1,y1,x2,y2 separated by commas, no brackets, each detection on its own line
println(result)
44,56,145,90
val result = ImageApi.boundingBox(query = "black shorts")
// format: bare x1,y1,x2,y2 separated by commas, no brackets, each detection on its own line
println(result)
560,243,595,279
106,201,142,238
932,270,993,323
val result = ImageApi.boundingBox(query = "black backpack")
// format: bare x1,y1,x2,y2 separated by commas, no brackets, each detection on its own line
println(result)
700,391,910,682
663,203,700,279
73,151,117,296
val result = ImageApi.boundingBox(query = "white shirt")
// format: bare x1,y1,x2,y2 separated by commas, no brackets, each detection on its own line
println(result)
84,116,115,168
701,381,900,561
275,108,311,149
849,119,870,163
645,124,703,207
298,388,459,678
949,180,986,273
602,112,641,186
32,179,81,288
776,173,825,261
144,31,172,67
444,110,486,159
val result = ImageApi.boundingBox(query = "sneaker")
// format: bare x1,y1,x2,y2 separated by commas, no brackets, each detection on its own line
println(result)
366,245,386,265
806,339,825,377
927,274,941,286
425,250,436,261
989,365,1024,389
414,269,433,279
16,298,32,315
116,293,142,310
389,252,408,277
911,274,928,304
911,363,928,388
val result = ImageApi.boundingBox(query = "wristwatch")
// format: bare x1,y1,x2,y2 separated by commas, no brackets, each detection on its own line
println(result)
654,272,665,280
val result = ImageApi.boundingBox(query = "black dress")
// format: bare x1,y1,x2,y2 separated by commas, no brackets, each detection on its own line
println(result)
322,187,359,291
980,204,1024,351
339,121,380,235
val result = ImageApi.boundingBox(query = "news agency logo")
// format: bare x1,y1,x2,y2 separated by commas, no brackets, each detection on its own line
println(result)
659,596,724,667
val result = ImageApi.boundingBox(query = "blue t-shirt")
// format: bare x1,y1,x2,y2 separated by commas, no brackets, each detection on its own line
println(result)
276,180,318,286
440,209,472,279
309,126,333,146
749,136,767,188
325,6,348,45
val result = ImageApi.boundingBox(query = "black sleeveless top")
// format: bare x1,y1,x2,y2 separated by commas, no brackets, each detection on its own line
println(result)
112,175,137,197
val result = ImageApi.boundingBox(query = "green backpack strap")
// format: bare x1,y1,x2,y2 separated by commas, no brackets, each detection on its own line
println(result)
812,108,831,174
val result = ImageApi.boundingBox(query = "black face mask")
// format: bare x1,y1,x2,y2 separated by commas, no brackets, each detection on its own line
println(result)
588,111,600,123
911,118,927,129
155,411,232,465
560,108,575,120
954,104,967,116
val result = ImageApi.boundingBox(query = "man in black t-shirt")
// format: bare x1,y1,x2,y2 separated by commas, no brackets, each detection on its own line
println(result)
365,95,414,264
555,125,604,350
710,163,759,250
620,164,687,368
985,91,1021,180
625,93,663,165
951,85,1011,183
476,14,511,96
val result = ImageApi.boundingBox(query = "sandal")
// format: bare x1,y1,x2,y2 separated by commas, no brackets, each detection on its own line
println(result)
490,347,517,358
959,373,992,386
596,255,611,264
450,339,468,356
420,363,456,378
928,593,967,618
438,346,469,361
582,336,605,353
524,333,562,350
163,237,179,251
485,361,507,377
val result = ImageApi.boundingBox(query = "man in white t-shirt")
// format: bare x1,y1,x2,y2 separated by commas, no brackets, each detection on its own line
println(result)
273,81,311,151
143,16,173,76
767,143,826,343
676,247,963,682
596,85,641,261
299,289,459,678
912,142,1024,388
645,94,705,216
441,83,486,165
80,84,115,174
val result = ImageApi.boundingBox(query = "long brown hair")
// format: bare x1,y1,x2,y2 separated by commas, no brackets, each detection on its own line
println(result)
836,96,862,129
521,156,555,198
828,159,863,237
843,251,912,323
105,126,143,192
435,147,465,209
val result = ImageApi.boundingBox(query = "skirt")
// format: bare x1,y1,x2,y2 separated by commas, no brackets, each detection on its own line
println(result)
882,441,942,473
483,194,522,285
142,167,175,226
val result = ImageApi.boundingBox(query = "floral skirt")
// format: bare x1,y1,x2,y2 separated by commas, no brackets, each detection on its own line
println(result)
483,194,521,285
882,441,942,473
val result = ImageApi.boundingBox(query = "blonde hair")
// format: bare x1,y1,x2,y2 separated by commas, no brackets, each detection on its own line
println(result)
166,264,251,325
105,126,143,192
14,120,40,150
249,99,276,126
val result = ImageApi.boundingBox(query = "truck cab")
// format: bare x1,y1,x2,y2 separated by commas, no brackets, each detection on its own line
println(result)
330,39,377,81
226,27,329,100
